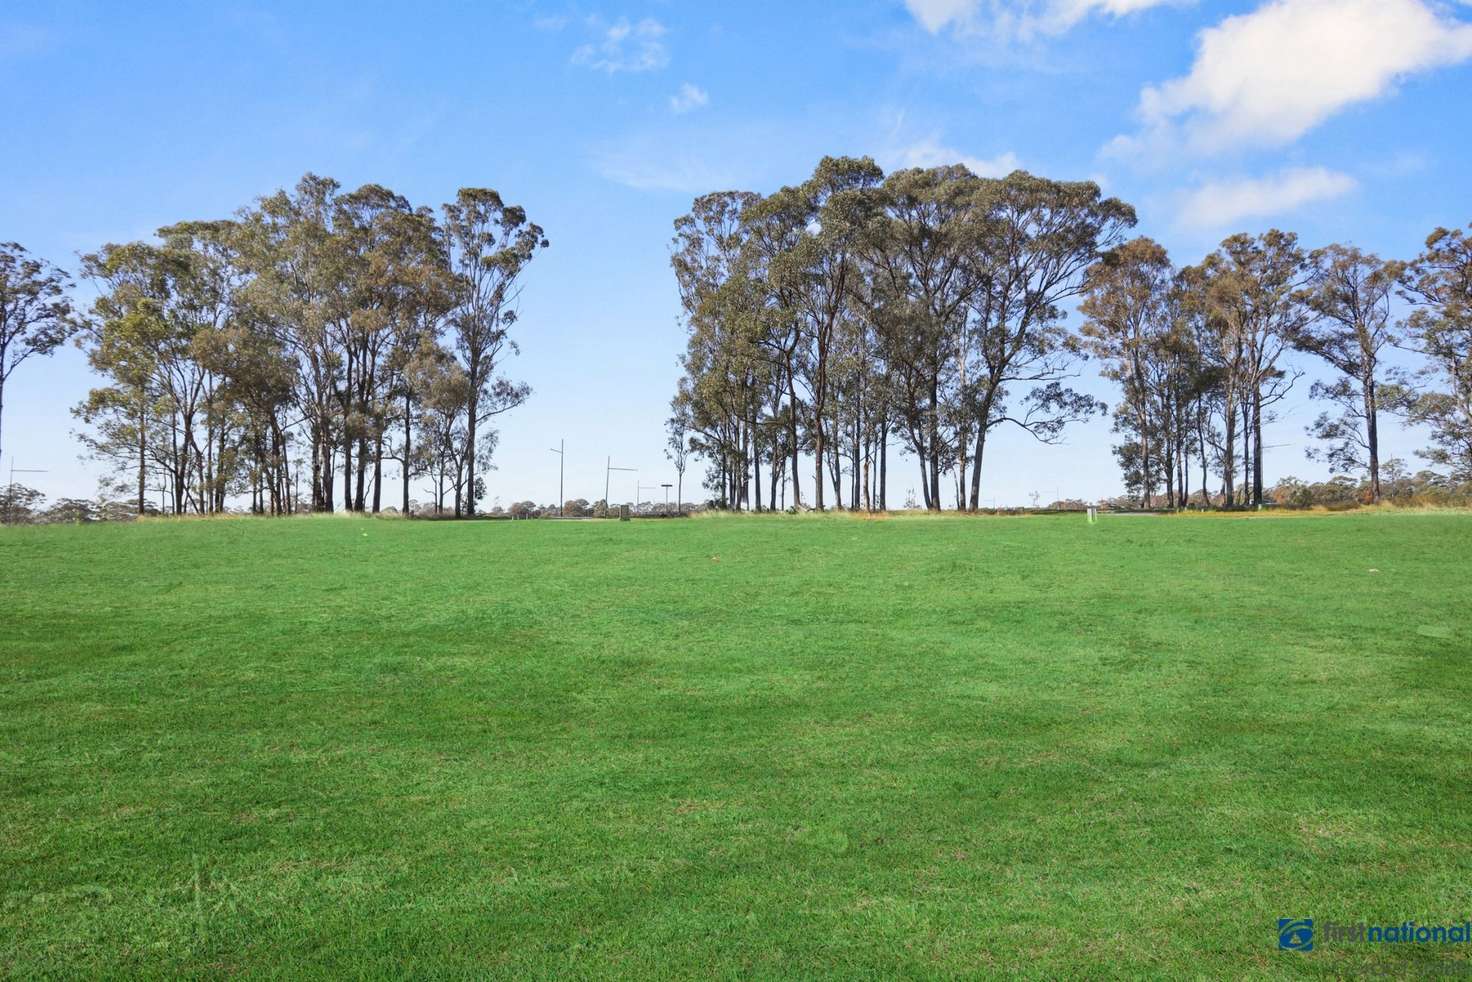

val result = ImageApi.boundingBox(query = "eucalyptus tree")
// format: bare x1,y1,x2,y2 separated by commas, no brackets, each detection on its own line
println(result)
1080,237,1176,507
1398,223,1472,481
160,220,251,511
1153,289,1206,507
665,407,690,513
71,362,163,514
79,222,243,514
440,188,546,517
235,174,353,511
1177,263,1241,502
671,191,769,508
1187,231,1309,505
960,172,1131,510
405,340,473,514
332,185,448,512
0,243,75,469
748,156,883,510
858,164,984,509
192,315,297,513
1292,245,1404,501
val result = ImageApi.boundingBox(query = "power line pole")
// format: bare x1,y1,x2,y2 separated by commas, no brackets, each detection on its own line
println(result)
549,440,564,516
606,458,635,512
9,461,47,489
4,464,46,523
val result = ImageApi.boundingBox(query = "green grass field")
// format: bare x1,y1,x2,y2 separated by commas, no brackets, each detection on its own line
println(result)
3,512,1470,978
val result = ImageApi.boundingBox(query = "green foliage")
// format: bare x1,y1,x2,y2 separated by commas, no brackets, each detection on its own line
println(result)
1399,223,1472,481
72,175,544,520
672,161,1131,513
0,241,77,466
0,482,44,523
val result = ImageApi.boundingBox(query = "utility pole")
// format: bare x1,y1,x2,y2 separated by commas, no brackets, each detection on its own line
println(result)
8,462,47,490
4,464,46,524
549,440,564,516
606,458,635,513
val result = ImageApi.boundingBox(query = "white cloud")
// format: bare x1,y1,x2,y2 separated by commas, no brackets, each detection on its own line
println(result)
572,17,668,73
669,82,709,114
1177,166,1357,229
906,0,981,31
1118,0,1472,156
887,136,1021,176
903,0,1182,37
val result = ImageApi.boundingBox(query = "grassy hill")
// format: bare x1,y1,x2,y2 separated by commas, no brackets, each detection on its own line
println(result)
3,512,1470,977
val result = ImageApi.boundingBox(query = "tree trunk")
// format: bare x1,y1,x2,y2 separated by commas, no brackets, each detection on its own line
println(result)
1365,377,1381,503
355,434,369,512
862,420,872,513
372,432,383,513
878,423,887,511
831,434,843,510
927,376,940,511
1223,393,1237,506
1140,404,1152,509
402,394,412,514
343,433,353,512
136,396,146,514
751,416,761,512
813,412,825,511
970,427,988,512
786,358,801,508
464,373,479,517
1251,389,1264,506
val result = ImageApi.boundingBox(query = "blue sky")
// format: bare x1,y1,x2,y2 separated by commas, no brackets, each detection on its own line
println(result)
3,0,1471,508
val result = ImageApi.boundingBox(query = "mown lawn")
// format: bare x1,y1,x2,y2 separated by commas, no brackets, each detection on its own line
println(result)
2,511,1470,978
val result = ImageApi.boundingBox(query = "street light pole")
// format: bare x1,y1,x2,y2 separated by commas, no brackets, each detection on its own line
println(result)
549,440,564,516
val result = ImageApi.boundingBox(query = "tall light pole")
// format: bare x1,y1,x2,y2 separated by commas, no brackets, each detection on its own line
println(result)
549,440,564,516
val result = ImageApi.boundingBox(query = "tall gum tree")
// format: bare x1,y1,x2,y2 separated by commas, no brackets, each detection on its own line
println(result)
1398,223,1472,481
1080,237,1175,507
748,156,883,510
0,243,75,471
859,164,985,510
961,172,1132,510
1293,244,1404,502
440,188,547,517
1188,231,1309,505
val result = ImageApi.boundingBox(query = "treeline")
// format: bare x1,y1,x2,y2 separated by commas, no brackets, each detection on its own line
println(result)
1,175,547,518
668,157,1472,509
